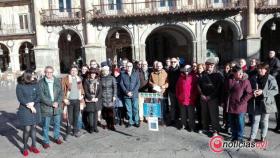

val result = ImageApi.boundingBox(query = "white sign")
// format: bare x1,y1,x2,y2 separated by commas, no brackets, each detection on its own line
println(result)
148,117,159,131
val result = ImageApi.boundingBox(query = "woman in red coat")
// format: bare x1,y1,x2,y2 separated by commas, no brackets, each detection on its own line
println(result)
176,65,198,132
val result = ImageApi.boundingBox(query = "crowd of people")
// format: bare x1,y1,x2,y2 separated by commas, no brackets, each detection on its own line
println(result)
15,51,280,156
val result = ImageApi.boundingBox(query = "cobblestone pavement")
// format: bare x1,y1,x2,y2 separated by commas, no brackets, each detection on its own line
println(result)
0,85,280,158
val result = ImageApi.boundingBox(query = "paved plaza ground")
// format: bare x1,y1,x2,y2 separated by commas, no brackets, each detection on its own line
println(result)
0,85,280,158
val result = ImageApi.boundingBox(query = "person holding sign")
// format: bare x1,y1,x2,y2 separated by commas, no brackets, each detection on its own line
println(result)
120,62,140,128
149,62,169,125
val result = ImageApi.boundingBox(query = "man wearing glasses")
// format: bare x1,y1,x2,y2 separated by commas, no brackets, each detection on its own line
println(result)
39,66,63,149
120,62,140,127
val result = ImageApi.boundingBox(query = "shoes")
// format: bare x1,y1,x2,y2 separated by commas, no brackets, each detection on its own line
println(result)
187,128,194,132
89,127,94,134
74,132,82,138
22,149,28,156
94,128,99,133
248,138,255,142
55,139,63,145
42,143,50,149
261,137,264,142
213,132,219,137
134,123,140,128
64,134,69,141
29,146,40,154
126,124,132,128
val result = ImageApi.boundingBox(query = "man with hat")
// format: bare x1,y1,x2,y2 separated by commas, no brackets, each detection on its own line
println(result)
176,65,198,132
198,58,224,136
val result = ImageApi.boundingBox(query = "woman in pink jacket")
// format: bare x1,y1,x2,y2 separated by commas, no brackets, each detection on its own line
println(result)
176,65,198,132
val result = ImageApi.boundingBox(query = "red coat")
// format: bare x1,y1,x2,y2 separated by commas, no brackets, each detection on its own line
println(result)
175,72,198,106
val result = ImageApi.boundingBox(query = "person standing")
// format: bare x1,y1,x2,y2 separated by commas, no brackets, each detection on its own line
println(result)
224,66,253,142
100,66,117,130
266,51,280,131
176,65,198,132
39,66,63,148
198,58,223,136
249,63,279,142
62,65,85,139
83,68,102,133
168,57,181,126
149,62,169,125
120,62,140,127
16,70,41,156
139,60,150,92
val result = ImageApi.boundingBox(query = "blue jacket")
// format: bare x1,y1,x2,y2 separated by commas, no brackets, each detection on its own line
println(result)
120,71,140,98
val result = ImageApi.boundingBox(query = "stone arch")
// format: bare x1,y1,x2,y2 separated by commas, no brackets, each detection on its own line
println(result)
257,14,275,37
202,18,243,41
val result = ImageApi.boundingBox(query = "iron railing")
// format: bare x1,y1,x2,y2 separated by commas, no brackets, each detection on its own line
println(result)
40,8,82,25
0,24,33,35
90,0,247,18
256,0,280,8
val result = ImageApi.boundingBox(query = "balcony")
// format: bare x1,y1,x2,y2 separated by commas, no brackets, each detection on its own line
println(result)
40,8,82,26
89,0,247,22
0,24,33,36
256,0,280,13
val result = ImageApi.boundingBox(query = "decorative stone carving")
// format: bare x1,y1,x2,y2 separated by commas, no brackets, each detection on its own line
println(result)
257,14,264,21
234,14,242,22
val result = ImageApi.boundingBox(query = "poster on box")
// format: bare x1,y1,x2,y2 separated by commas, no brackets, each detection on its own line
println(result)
143,103,161,118
148,117,159,131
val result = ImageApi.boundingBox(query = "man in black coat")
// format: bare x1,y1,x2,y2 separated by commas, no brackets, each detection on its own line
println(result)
168,57,180,126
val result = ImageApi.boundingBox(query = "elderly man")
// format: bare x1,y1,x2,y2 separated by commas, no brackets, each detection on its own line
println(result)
120,62,140,127
149,62,169,125
167,57,181,127
39,66,63,148
198,58,224,136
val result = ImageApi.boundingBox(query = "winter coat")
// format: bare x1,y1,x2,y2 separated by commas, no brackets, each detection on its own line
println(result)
120,71,140,98
248,74,279,114
100,75,117,108
38,77,63,117
168,66,180,93
149,69,169,95
16,82,41,126
83,78,102,112
61,75,85,107
198,71,224,100
267,57,280,77
139,69,150,92
224,75,253,114
175,72,198,106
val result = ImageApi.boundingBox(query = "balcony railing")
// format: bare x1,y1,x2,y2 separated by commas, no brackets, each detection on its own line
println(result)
90,0,247,19
256,0,280,13
40,8,82,25
0,24,33,35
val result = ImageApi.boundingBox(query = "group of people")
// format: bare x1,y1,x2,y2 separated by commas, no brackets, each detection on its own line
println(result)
15,50,280,156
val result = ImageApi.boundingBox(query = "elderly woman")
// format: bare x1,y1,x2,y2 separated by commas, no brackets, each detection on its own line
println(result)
100,66,117,130
248,63,279,142
83,68,102,133
16,70,41,156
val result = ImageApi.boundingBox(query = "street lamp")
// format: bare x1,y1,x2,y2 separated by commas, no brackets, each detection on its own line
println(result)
217,25,222,34
24,43,29,54
271,22,276,31
116,31,120,39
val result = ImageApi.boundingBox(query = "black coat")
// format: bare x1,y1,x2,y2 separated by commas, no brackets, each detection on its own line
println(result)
16,83,41,126
100,75,117,107
167,66,180,93
268,57,280,77
83,79,102,112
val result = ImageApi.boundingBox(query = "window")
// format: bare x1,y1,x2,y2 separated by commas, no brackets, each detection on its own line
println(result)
108,0,122,10
160,0,175,7
59,0,71,12
19,14,28,30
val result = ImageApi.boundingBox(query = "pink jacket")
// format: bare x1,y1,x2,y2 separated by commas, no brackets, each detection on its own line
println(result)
176,72,198,106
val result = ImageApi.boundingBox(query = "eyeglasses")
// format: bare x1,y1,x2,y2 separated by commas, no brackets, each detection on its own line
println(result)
171,61,177,63
45,71,53,74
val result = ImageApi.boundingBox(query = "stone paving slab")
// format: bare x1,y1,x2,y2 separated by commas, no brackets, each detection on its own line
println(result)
0,86,280,158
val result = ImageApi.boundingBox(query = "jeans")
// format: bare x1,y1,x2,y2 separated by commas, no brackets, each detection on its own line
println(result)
67,100,80,134
124,97,139,125
250,114,270,139
42,114,61,144
77,111,84,129
228,113,245,141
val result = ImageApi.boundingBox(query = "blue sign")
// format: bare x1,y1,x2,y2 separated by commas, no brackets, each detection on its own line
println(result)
143,103,162,118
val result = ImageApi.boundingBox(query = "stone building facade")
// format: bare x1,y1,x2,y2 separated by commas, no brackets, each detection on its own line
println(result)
1,0,280,74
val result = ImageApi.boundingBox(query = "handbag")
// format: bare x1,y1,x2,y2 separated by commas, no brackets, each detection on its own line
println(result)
114,97,123,108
